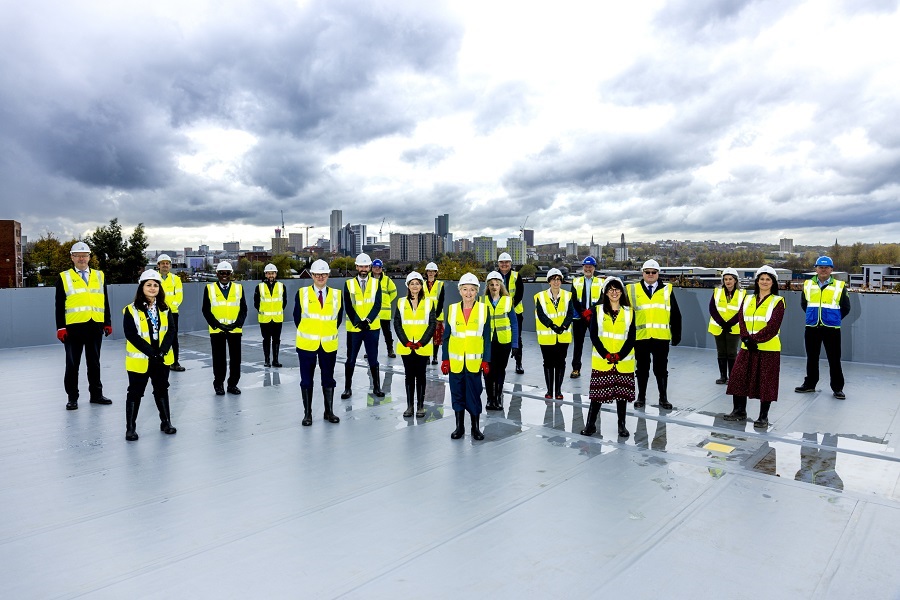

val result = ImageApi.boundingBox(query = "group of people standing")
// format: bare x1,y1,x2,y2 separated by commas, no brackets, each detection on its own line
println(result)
55,241,851,443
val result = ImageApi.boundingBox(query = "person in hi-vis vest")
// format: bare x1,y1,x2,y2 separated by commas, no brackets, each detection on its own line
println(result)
122,269,177,441
795,256,851,399
372,259,398,358
156,253,185,372
534,268,574,401
202,261,247,396
56,241,113,410
293,259,343,426
423,262,445,365
393,271,436,418
497,252,526,374
707,268,745,385
254,263,287,368
569,256,603,379
482,271,518,411
341,253,385,399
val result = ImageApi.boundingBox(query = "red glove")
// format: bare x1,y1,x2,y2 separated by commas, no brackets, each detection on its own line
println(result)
412,342,422,350
612,353,620,363
604,353,613,362
581,309,592,321
440,360,451,375
103,325,113,337
56,328,67,342
481,361,490,374
406,341,416,348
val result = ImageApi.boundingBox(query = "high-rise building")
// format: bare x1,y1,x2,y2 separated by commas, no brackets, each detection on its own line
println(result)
288,233,304,252
454,238,472,253
780,238,794,253
442,233,453,253
389,233,442,262
615,233,628,262
474,236,497,264
199,244,210,254
330,210,342,253
0,220,23,288
339,224,355,256
523,229,534,247
435,213,449,237
350,225,367,255
271,228,288,254
565,242,578,257
389,233,408,261
506,238,526,265
223,241,240,252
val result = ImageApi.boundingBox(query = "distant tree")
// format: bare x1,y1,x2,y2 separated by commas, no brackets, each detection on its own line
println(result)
330,256,355,275
519,264,537,279
24,232,79,286
85,219,149,283
272,254,293,277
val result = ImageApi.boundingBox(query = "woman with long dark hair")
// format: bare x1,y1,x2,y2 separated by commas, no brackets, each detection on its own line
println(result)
482,271,518,410
708,268,745,384
394,271,436,418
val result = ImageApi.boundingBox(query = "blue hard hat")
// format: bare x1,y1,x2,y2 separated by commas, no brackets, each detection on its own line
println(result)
582,256,597,266
815,256,834,267
371,259,384,267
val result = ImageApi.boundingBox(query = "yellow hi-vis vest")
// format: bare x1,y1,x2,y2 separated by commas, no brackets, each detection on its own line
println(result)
591,307,635,373
345,277,380,332
61,268,106,324
572,276,604,308
296,286,341,352
506,270,524,314
534,289,573,345
159,272,183,313
483,295,512,344
425,279,444,322
257,281,285,324
628,282,672,341
377,275,397,321
708,287,747,335
123,303,173,373
741,294,784,352
803,278,845,328
447,302,487,373
396,297,433,357
207,283,243,333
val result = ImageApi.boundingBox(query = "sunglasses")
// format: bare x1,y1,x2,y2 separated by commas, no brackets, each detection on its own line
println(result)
643,270,659,275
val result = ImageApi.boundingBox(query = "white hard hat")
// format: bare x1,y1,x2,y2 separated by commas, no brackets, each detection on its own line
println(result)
139,269,161,283
498,252,512,262
425,262,438,272
755,265,778,280
216,261,233,272
458,273,480,289
310,259,330,274
642,259,660,271
546,268,563,280
70,241,91,254
602,276,624,292
405,271,424,287
485,270,503,282
722,268,739,279
355,253,372,266
156,254,172,264
263,263,278,273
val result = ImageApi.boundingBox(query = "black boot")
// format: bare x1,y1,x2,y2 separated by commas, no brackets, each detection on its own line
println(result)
301,387,313,426
156,393,177,434
635,375,648,409
554,366,564,399
581,402,601,436
371,365,385,397
716,358,728,384
727,357,736,381
386,338,396,358
323,387,340,423
340,364,354,399
658,376,672,410
495,379,504,410
754,401,771,429
543,366,554,399
415,376,426,417
403,379,415,417
450,410,465,439
485,373,498,410
514,348,524,374
263,338,271,368
125,397,140,441
470,412,484,440
272,341,282,367
617,400,630,438
724,395,747,421
432,348,439,365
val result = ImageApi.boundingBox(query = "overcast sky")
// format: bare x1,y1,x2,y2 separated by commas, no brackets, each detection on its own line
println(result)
2,0,899,250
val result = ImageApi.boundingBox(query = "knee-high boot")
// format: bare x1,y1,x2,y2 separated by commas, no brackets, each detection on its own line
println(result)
301,387,313,426
125,397,141,441
371,365,385,397
323,387,340,423
155,393,177,434
262,337,271,367
485,371,498,410
451,410,465,439
724,395,747,421
543,367,554,399
581,402,601,436
635,374,648,408
754,400,771,429
495,378,504,410
272,340,282,367
470,411,484,440
415,375,426,417
617,400,630,438
554,365,565,399
716,358,728,384
340,364,354,399
657,375,672,410
403,378,415,417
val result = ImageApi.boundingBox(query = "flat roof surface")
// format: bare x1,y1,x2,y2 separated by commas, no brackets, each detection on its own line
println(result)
2,330,900,599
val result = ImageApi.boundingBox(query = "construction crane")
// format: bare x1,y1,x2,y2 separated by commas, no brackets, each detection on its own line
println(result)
519,215,529,240
304,225,312,247
281,210,285,230
379,217,386,242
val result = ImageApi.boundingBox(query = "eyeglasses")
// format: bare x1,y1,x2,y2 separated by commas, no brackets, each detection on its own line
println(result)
606,288,622,294
313,273,328,277
643,270,659,275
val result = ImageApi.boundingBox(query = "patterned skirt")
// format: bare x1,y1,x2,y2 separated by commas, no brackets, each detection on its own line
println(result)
433,321,444,347
589,368,635,404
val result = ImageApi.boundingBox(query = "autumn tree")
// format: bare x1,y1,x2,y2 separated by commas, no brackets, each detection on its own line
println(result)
85,218,149,283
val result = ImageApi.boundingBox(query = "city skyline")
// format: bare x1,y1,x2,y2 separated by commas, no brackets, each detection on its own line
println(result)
3,1,900,249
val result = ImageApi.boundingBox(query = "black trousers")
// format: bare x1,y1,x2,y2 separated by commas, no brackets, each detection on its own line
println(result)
485,341,512,390
539,343,569,369
634,338,670,396
210,332,242,387
63,321,104,401
804,326,844,392
260,321,283,358
380,319,394,344
126,361,170,400
571,318,589,370
170,313,180,363
401,353,428,386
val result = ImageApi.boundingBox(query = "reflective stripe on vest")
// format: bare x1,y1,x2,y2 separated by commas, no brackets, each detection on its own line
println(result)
447,302,487,373
483,295,512,344
257,282,285,323
123,303,173,373
296,286,341,352
591,307,635,373
396,298,433,356
628,283,672,341
345,277,380,332
378,276,397,320
506,271,523,314
160,272,183,313
61,269,106,324
572,276,604,307
742,294,784,352
425,280,444,322
708,287,746,336
804,278,844,328
207,283,243,333
534,289,572,345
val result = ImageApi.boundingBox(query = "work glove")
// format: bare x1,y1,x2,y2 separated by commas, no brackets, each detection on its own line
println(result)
359,320,370,331
406,341,416,348
56,328,67,343
440,360,450,375
744,338,759,352
481,362,490,374
412,342,422,350
671,335,680,347
103,325,113,337
581,309,593,321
